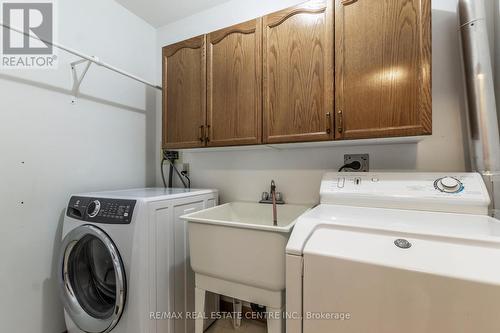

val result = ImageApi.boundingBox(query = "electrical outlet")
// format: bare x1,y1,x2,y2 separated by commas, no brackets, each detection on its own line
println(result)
182,163,189,175
162,150,179,161
344,154,369,172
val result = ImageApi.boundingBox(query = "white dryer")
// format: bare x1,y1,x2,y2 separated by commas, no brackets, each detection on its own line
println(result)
286,173,500,333
59,188,218,333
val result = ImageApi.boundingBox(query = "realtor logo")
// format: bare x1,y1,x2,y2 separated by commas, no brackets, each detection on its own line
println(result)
1,1,57,68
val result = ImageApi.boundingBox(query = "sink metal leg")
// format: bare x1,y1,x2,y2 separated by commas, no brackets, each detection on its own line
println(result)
195,287,206,333
267,306,284,333
232,298,242,328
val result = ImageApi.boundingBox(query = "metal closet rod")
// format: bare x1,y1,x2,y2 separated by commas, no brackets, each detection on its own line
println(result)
0,22,162,90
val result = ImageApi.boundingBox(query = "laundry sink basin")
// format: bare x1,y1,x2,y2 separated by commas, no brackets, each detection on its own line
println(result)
183,201,311,232
181,202,311,293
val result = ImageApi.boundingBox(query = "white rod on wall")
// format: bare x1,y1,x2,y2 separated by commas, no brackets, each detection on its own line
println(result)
0,22,162,90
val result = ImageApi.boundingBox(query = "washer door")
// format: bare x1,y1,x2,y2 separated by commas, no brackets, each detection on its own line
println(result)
59,225,126,333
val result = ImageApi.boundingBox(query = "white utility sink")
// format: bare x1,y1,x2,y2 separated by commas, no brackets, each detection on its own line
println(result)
181,202,311,333
184,201,311,232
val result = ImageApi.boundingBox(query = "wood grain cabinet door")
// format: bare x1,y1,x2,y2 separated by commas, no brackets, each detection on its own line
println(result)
335,0,432,140
162,36,206,149
263,0,334,144
207,19,262,147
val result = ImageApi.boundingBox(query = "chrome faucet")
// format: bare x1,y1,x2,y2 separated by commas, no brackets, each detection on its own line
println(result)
259,180,285,226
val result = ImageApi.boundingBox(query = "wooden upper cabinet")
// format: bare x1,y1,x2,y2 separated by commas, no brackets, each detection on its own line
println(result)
207,19,262,146
263,0,334,144
161,0,432,149
335,0,432,140
162,36,206,149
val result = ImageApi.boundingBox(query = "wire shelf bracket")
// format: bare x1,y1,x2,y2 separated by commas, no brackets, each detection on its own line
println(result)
1,22,162,104
70,59,93,104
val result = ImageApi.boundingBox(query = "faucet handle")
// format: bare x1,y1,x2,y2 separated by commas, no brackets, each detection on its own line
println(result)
261,192,270,201
275,192,283,202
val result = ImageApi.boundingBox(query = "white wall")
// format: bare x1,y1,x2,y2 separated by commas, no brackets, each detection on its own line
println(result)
494,0,500,122
0,0,477,331
155,0,470,204
0,0,157,332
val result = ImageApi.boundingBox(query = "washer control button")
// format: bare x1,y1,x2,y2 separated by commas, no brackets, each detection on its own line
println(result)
337,177,345,188
441,177,460,189
87,200,101,218
435,177,463,193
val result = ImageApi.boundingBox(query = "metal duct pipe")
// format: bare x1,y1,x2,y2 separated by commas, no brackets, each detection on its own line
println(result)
459,0,500,217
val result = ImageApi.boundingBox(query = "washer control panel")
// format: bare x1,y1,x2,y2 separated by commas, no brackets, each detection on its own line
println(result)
320,172,491,214
67,196,137,224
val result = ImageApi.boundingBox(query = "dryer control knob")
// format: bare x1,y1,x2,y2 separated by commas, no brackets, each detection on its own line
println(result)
87,200,101,218
435,177,462,193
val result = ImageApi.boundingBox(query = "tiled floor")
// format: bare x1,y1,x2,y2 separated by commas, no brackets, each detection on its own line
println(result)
206,318,266,333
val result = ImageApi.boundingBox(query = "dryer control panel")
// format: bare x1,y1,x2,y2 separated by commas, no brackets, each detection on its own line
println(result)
67,196,137,224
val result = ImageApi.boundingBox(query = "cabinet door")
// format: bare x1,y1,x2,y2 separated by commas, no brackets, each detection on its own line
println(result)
207,19,262,146
162,36,206,149
263,0,334,144
335,0,431,139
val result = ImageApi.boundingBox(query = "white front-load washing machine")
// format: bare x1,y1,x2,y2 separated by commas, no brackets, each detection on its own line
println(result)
58,188,219,333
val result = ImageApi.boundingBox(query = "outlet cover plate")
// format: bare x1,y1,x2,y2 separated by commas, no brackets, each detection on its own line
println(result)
344,154,369,172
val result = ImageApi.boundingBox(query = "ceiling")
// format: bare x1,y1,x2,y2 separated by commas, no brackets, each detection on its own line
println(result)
115,0,233,27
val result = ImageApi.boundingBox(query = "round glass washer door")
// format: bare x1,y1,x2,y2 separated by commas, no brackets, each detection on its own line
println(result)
59,225,126,333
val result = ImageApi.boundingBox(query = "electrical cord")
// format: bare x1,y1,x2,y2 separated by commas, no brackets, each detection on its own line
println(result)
161,157,167,188
164,155,189,188
161,156,187,188
161,151,191,189
168,163,174,187
181,171,191,189
338,161,362,172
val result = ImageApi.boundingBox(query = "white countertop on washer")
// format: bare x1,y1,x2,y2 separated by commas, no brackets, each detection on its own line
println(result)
74,187,217,202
